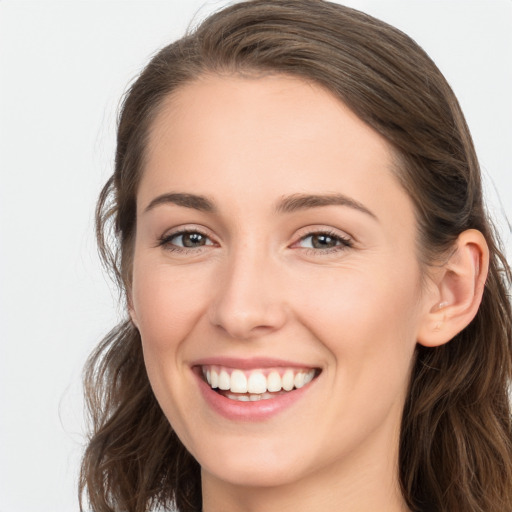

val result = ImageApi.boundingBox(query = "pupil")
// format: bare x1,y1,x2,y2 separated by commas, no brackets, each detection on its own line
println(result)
312,234,336,248
183,233,205,247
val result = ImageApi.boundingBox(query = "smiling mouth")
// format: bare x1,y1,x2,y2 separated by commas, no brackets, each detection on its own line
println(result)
199,365,321,402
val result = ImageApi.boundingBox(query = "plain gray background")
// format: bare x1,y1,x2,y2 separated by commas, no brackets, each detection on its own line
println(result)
1,1,511,511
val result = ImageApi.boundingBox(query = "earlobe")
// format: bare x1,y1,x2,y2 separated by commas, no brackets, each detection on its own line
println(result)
417,229,489,348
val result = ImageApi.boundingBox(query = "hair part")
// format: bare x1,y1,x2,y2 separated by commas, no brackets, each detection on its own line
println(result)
81,1,512,511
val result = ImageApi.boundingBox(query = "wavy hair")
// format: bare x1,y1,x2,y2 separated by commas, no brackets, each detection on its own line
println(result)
80,1,512,511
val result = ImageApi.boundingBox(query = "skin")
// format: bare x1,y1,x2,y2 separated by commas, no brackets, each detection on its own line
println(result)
129,74,443,512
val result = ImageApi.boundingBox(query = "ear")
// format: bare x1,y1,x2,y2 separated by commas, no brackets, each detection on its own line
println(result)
417,229,489,348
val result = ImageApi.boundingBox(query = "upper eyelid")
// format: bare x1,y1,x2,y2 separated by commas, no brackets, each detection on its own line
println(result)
161,225,215,239
298,231,350,242
298,229,350,239
293,225,353,242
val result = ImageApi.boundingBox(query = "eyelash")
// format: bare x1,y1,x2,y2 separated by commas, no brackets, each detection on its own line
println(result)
158,228,214,254
157,229,353,255
295,230,353,255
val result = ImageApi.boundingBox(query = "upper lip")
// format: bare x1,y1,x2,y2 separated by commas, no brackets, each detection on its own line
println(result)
191,356,319,371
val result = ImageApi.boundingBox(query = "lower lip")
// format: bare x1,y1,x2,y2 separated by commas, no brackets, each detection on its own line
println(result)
193,369,318,421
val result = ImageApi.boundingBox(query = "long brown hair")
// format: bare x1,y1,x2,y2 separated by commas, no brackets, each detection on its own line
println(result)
80,1,512,511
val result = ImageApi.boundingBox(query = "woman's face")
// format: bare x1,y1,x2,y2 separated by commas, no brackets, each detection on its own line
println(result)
130,75,433,490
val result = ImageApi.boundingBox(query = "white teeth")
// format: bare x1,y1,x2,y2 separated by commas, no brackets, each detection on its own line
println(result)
218,370,230,390
230,370,248,393
247,372,267,394
210,369,219,388
267,371,282,392
225,392,273,402
294,372,306,389
282,369,295,391
203,366,317,396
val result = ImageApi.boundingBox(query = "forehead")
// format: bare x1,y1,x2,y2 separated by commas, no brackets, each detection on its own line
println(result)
140,74,414,234
147,73,387,156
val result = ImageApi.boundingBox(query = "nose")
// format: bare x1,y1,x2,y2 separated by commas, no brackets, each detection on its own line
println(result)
208,246,288,340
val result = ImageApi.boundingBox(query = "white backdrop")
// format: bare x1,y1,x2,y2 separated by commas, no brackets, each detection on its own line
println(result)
0,1,510,511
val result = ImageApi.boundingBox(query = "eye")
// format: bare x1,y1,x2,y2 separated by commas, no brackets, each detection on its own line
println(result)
294,230,353,252
159,229,215,251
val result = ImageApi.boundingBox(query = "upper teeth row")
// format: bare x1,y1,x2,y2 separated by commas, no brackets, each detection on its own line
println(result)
202,366,316,394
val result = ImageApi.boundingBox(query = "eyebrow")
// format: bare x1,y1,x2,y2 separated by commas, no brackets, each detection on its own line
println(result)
275,193,377,220
144,193,216,213
143,191,377,220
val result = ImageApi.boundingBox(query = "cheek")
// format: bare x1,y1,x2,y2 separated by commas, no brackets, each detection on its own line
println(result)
131,261,209,354
294,260,421,380
130,260,210,442
292,263,421,450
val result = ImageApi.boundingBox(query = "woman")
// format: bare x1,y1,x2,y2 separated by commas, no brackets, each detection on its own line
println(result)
79,1,512,511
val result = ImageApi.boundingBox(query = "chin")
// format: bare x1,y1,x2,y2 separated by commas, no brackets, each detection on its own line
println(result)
194,436,313,488
202,458,305,489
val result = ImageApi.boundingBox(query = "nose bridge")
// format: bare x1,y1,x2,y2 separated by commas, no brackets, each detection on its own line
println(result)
209,238,287,339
